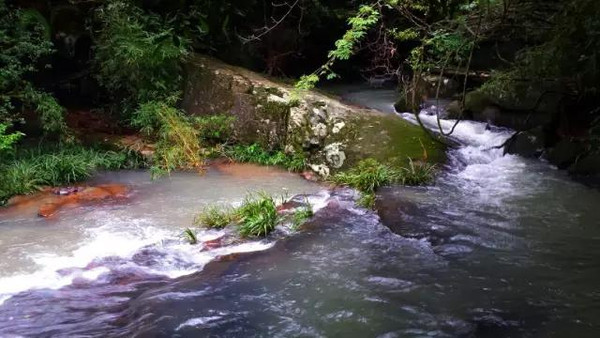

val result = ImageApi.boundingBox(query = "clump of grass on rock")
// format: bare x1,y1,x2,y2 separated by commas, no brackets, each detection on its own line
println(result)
194,205,236,229
332,158,436,209
191,192,317,238
236,192,279,237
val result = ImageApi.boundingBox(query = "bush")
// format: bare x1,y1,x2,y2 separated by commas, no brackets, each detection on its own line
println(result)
224,143,306,172
192,115,236,144
0,146,141,204
236,192,279,237
0,3,67,136
194,205,236,229
0,124,23,154
94,0,189,113
132,99,205,177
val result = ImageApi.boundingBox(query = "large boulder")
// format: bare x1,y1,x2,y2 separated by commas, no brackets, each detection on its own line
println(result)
463,90,555,130
546,139,586,169
504,127,546,158
182,55,445,176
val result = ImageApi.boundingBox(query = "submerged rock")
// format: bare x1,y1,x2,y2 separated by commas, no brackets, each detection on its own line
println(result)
37,184,130,218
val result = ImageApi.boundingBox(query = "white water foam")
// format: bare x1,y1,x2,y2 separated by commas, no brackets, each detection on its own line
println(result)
0,213,274,305
400,111,541,206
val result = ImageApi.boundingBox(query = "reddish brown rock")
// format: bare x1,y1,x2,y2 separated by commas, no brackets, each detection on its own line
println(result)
36,184,130,218
202,238,224,250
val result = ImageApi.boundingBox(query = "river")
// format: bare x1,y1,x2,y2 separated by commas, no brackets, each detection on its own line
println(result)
0,88,599,337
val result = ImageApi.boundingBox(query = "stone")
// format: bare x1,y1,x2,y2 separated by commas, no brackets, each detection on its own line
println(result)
546,139,586,169
504,127,546,158
37,184,130,218
568,153,600,176
182,54,446,176
445,100,463,119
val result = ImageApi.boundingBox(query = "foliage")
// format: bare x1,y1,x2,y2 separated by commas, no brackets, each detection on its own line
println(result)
481,0,600,109
194,204,236,229
224,143,306,172
183,228,198,245
192,114,236,144
94,0,190,113
0,124,23,155
236,192,279,237
332,158,436,208
292,202,314,229
357,192,376,209
132,99,205,177
0,145,140,204
296,4,380,90
0,1,66,135
332,158,399,193
398,158,436,186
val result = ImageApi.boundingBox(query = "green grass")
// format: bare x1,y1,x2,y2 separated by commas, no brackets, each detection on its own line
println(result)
183,228,198,245
332,158,436,209
332,158,399,193
223,143,306,172
236,192,279,237
0,145,143,204
194,204,236,229
292,202,314,229
357,192,376,209
398,158,437,186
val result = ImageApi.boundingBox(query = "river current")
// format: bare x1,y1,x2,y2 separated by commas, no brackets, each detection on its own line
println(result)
0,88,599,337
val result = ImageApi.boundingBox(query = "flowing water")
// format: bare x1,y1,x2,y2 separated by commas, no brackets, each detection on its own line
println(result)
1,88,600,337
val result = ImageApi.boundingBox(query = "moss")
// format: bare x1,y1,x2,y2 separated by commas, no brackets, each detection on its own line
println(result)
345,113,446,167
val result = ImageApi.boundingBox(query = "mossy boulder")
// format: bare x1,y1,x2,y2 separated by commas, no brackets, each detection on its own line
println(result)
183,54,445,176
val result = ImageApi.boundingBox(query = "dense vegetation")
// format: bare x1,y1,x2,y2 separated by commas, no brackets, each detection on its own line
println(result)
1,0,599,203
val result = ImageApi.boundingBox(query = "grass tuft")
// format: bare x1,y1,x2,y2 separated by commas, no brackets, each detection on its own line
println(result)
183,228,198,245
292,201,314,229
332,158,436,209
357,192,376,209
236,192,279,237
194,204,236,229
332,158,399,193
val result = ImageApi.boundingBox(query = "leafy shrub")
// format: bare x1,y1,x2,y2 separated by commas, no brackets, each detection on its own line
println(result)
0,124,23,154
193,115,236,144
94,0,189,113
0,2,66,136
194,205,236,229
224,143,306,172
236,192,279,237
